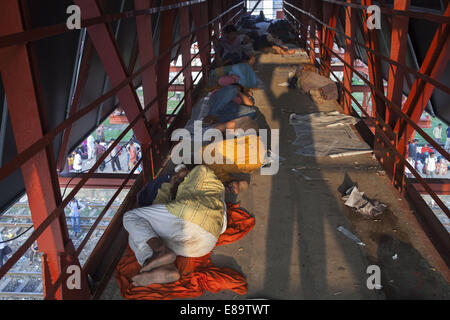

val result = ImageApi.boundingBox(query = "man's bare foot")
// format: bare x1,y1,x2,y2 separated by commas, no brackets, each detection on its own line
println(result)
140,238,176,273
132,264,180,287
227,180,249,195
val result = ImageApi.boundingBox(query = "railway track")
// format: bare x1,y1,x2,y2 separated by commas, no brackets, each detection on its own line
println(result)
0,206,121,299
0,215,113,230
0,272,43,299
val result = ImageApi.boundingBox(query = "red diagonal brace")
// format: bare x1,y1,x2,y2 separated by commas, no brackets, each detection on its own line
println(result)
0,0,86,299
135,0,160,126
396,4,450,147
74,0,151,146
343,0,356,114
179,5,193,115
192,1,211,82
361,0,387,120
386,0,410,128
156,0,176,119
321,2,339,77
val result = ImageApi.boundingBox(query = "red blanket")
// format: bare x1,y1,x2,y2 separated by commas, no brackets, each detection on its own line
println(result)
115,203,255,300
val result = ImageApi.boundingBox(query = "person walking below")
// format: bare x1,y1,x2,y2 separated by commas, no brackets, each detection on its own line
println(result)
433,123,443,144
28,241,38,265
425,153,437,178
445,127,450,153
0,233,11,267
109,138,122,172
126,140,137,171
405,157,415,179
87,134,95,160
68,198,85,238
408,139,419,161
96,124,105,142
94,140,106,172
73,151,83,173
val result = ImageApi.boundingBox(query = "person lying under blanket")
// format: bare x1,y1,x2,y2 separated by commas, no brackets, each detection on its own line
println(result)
205,84,257,125
200,133,266,194
210,62,260,89
212,25,256,67
124,165,240,287
247,31,296,56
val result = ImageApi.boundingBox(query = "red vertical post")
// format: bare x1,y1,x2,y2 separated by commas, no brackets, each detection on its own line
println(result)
361,0,386,121
179,5,193,116
299,0,311,50
292,0,302,35
396,4,450,150
343,0,355,114
308,1,318,65
315,1,324,67
386,0,410,128
156,0,176,119
74,0,151,146
135,0,160,126
385,0,411,188
56,40,94,172
321,2,339,77
0,1,85,299
75,0,153,182
192,1,211,82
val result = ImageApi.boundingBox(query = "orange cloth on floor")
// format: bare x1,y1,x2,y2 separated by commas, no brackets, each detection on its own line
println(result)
115,203,255,300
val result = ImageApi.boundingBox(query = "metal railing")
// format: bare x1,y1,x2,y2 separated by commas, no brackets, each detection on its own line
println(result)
0,0,245,299
283,0,449,218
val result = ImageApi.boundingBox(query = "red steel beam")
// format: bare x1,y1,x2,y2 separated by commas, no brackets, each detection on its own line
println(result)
169,84,186,91
321,2,339,77
74,0,152,147
0,1,85,299
315,1,324,67
386,0,411,188
135,0,160,126
156,0,176,119
331,64,368,74
396,4,450,146
56,39,94,172
361,0,387,120
179,5,194,115
170,65,202,72
386,0,410,128
308,0,319,65
284,9,450,214
299,0,311,50
352,84,387,93
59,174,137,189
410,180,450,195
192,1,211,82
343,0,356,114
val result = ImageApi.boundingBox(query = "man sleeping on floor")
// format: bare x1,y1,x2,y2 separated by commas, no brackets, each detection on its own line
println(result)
123,165,227,287
124,136,265,287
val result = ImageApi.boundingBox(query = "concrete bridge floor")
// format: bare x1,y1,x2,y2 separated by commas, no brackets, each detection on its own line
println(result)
101,49,450,300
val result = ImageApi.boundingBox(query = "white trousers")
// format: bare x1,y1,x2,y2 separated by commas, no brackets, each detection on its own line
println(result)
123,204,226,266
87,144,95,159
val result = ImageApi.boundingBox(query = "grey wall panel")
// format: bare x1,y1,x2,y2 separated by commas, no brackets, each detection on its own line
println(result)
0,78,26,215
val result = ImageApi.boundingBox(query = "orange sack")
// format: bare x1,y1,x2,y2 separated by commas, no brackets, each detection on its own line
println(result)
115,203,255,300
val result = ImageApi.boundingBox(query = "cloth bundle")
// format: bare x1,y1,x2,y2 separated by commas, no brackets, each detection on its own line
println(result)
115,203,255,300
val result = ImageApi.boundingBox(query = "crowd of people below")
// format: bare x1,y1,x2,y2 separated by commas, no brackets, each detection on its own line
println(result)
406,124,449,179
66,129,142,174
